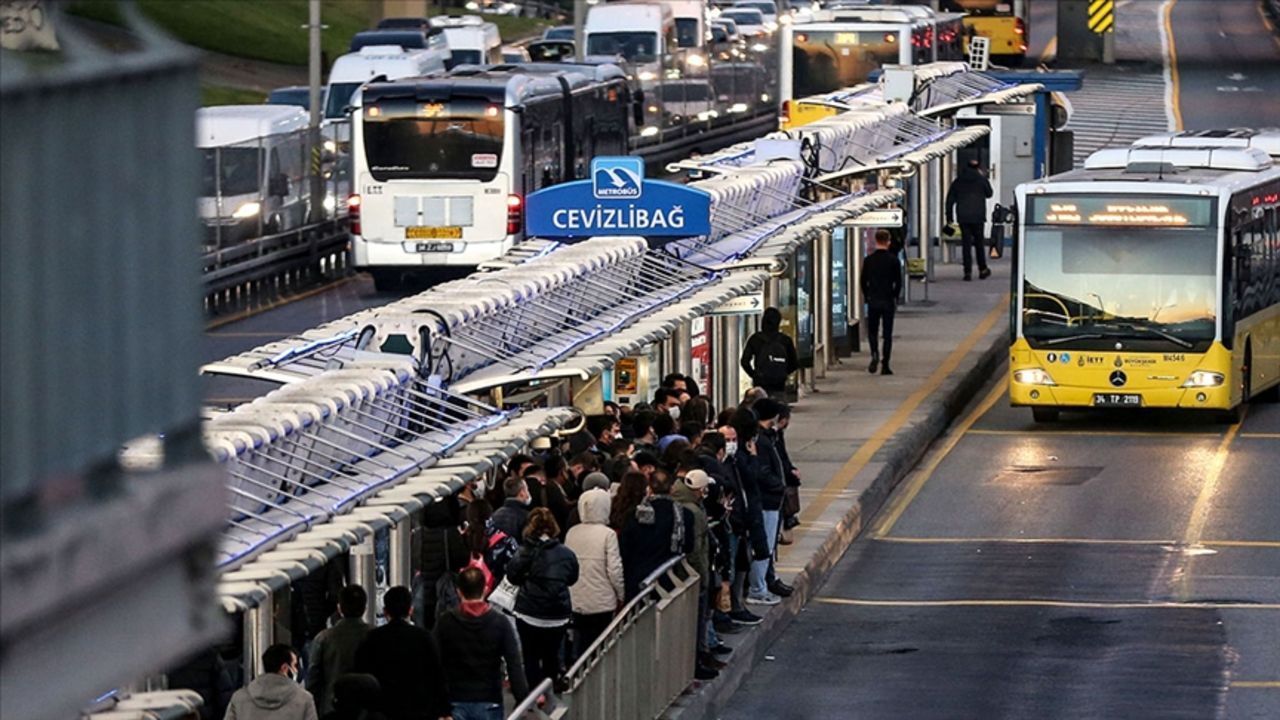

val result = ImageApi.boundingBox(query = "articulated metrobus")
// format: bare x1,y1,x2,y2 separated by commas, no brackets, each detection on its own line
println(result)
348,64,637,288
1011,130,1280,422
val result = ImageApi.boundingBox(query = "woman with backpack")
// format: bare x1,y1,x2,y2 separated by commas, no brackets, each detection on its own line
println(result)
506,508,580,692
463,499,519,589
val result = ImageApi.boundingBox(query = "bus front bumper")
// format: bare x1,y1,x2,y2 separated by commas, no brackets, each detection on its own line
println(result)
350,234,513,268
1009,382,1233,411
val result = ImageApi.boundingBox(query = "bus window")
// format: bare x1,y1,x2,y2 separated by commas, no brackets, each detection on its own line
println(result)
675,18,699,49
325,82,362,119
791,30,900,97
361,97,504,182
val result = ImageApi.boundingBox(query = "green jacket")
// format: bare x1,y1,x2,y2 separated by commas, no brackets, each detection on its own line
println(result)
672,483,709,585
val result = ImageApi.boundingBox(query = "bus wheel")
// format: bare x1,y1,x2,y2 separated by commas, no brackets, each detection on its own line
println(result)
1032,407,1059,423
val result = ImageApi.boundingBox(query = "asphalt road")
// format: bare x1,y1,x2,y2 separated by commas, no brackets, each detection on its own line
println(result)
1169,0,1280,130
720,374,1280,720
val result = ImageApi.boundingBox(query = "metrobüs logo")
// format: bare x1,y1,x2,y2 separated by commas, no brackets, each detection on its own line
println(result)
592,157,643,199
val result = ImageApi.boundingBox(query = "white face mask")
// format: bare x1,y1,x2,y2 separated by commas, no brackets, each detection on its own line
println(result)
724,440,738,456
287,667,301,684
668,405,681,420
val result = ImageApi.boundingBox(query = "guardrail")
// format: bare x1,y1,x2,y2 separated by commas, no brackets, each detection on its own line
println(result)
202,217,350,314
507,557,701,720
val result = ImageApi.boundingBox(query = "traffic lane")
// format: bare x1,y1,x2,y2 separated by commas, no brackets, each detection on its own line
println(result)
202,273,398,364
1171,0,1280,130
720,602,1237,720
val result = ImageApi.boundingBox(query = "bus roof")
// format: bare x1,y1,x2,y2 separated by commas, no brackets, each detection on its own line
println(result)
328,46,447,83
195,105,309,148
360,65,624,109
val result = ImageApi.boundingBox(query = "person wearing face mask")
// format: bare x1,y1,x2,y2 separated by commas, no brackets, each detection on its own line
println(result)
696,428,751,632
225,644,318,720
491,477,533,541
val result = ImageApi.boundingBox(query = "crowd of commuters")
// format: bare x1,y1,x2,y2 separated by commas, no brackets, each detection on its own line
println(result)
221,371,804,719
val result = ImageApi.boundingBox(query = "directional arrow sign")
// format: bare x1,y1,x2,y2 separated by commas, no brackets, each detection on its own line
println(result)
710,293,765,316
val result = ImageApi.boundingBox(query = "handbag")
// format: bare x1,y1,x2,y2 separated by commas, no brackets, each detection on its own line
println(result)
489,575,520,613
782,486,801,518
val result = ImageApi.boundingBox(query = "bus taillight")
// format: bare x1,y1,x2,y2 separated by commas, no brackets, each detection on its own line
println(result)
507,194,523,235
347,194,361,235
1014,18,1025,35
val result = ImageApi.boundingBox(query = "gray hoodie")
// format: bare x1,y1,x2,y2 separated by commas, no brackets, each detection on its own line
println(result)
564,488,625,614
225,673,318,720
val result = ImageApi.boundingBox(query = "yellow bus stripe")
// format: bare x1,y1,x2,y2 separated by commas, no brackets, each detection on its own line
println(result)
814,597,1280,610
870,377,1008,538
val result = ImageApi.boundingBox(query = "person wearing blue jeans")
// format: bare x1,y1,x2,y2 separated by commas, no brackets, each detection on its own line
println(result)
748,508,780,600
451,702,504,720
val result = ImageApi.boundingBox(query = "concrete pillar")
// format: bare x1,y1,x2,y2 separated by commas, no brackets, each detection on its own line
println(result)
350,534,379,627
389,520,412,590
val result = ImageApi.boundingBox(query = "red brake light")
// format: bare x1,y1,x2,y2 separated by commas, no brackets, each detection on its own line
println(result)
347,194,361,235
507,194,523,235
1015,19,1025,35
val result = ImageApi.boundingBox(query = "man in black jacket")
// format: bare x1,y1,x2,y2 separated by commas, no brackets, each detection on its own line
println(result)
491,476,531,540
745,399,787,606
740,307,799,398
353,586,451,720
945,158,994,281
434,568,530,719
307,585,371,715
860,229,903,376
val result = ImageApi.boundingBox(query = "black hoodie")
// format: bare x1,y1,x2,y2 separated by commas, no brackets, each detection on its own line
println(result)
741,308,799,391
945,165,994,224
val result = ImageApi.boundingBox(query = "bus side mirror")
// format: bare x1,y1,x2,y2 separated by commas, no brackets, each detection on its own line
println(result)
633,89,646,126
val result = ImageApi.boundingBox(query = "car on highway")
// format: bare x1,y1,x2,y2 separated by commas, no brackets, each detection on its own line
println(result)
543,25,574,41
732,0,779,30
717,8,767,37
501,45,531,63
527,39,575,62
266,85,323,112
349,29,433,52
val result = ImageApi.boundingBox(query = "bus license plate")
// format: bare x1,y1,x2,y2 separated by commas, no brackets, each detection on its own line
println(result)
415,242,455,253
405,226,462,240
1092,393,1142,408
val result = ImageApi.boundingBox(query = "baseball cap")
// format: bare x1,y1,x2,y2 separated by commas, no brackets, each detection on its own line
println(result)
683,469,715,490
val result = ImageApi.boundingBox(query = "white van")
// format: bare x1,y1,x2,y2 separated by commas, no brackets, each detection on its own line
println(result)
585,2,678,82
431,15,503,67
197,105,310,246
324,45,450,121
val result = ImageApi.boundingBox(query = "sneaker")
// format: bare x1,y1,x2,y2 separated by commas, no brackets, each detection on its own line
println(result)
880,366,894,376
729,609,764,625
695,664,720,680
768,580,794,598
710,643,734,656
979,267,992,279
745,592,782,606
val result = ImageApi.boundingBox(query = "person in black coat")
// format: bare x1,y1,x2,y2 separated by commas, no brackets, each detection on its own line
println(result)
861,229,903,375
945,158,994,281
740,307,799,397
506,507,580,692
619,471,696,600
352,586,451,720
412,500,468,631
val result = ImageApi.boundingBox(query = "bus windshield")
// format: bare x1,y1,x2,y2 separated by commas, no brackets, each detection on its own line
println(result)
791,30,901,97
201,147,261,197
325,82,362,119
362,96,503,182
1021,226,1219,351
587,32,658,62
449,49,483,66
675,18,700,48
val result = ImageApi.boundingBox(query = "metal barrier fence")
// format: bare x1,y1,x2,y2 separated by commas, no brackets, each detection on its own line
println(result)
507,558,701,720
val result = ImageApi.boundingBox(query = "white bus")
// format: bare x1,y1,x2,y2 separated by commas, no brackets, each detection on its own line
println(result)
780,5,965,106
432,15,503,67
348,65,639,288
324,45,450,123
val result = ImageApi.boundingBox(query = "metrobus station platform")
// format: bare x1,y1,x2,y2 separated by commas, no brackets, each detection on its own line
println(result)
666,262,1010,720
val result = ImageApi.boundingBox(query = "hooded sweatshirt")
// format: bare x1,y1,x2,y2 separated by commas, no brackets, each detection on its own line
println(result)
945,165,994,224
433,601,530,704
741,308,799,392
671,482,709,585
226,673,318,720
564,488,625,614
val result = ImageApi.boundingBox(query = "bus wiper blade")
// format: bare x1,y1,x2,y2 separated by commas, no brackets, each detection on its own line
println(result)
1042,333,1104,346
1096,322,1194,349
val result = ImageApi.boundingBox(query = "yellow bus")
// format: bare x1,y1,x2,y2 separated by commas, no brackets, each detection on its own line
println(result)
1010,130,1280,423
942,0,1027,62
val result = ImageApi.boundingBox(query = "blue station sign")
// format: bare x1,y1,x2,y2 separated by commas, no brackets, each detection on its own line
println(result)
525,156,712,239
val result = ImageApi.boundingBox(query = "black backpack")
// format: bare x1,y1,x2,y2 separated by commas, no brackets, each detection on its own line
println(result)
754,333,790,387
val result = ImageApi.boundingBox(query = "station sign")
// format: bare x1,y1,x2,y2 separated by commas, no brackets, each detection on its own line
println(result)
525,157,712,238
846,208,904,227
710,292,765,316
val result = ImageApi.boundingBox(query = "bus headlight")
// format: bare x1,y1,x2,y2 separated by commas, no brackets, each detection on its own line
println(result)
1182,371,1224,388
232,201,261,219
638,71,657,82
1013,368,1056,386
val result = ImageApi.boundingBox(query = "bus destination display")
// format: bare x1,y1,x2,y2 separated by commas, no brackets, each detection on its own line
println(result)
1030,195,1213,227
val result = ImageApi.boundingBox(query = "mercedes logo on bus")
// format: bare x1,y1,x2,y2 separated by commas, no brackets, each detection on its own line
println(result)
1109,370,1128,387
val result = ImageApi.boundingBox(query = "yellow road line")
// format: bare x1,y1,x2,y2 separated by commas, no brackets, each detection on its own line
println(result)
794,294,1010,531
1233,681,1280,689
876,536,1280,549
967,429,1221,438
1163,0,1184,130
205,275,356,331
814,596,1280,610
869,376,1008,539
1183,415,1245,548
1241,432,1280,439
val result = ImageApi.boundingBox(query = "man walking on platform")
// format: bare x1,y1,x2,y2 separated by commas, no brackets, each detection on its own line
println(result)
740,307,799,399
353,586,452,720
225,644,318,720
861,230,902,376
307,585,371,715
945,158,994,281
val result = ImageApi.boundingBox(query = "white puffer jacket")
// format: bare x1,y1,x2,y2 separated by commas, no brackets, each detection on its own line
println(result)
564,488,625,614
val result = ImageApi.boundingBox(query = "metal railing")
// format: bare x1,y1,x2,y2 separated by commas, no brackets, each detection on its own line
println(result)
203,216,350,313
507,558,701,720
